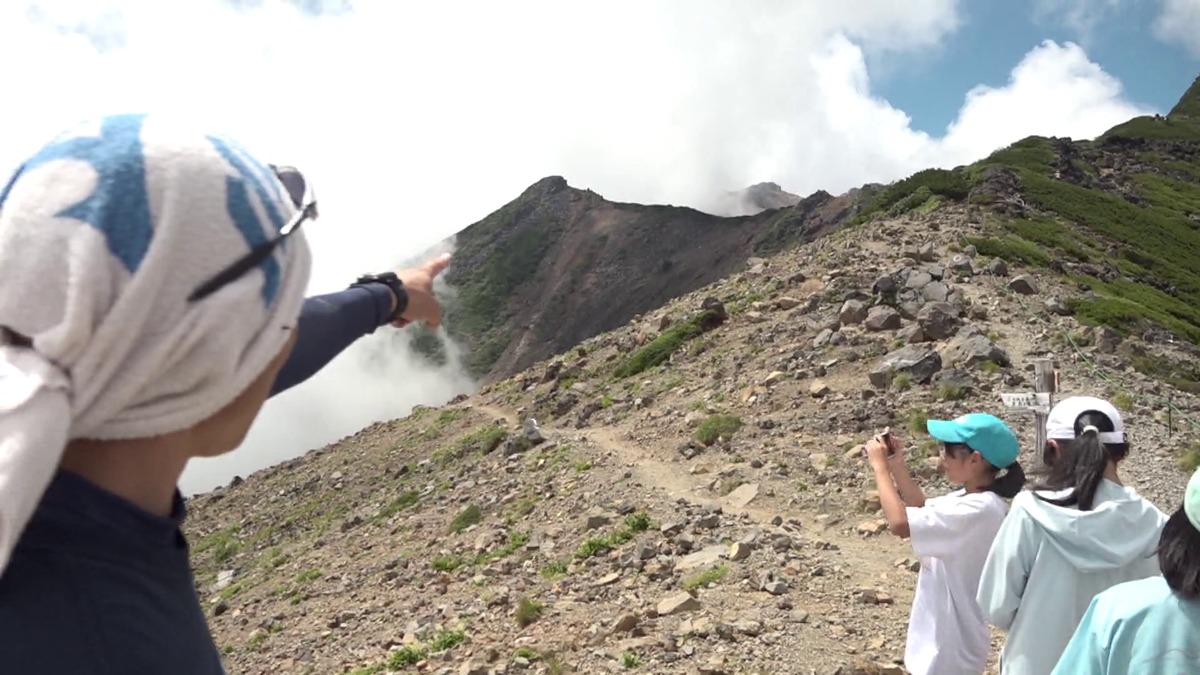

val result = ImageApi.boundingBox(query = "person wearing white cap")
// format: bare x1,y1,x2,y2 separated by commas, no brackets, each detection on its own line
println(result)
976,396,1169,675
1051,467,1200,674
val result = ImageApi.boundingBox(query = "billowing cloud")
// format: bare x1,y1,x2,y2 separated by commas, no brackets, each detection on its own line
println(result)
1029,0,1127,43
0,0,1155,492
1154,0,1200,58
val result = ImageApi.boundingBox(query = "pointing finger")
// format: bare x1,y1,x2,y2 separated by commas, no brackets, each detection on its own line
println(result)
424,253,452,277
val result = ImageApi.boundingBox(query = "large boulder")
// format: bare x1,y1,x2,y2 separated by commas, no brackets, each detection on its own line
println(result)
864,305,902,332
868,346,943,389
916,302,961,341
1008,275,1039,295
839,299,868,326
944,327,1010,368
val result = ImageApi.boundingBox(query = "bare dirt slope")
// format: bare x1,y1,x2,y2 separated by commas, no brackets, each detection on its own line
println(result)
188,203,1200,675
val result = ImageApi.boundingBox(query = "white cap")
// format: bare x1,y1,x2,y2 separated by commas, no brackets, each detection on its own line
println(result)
1045,396,1126,445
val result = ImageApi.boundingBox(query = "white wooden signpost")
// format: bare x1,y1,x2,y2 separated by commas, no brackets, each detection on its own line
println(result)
998,358,1058,463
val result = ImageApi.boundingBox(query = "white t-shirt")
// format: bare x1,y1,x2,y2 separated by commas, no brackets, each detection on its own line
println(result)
905,490,1009,675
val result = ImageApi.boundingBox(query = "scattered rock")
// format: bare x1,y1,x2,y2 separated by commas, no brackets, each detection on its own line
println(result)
839,300,868,326
1008,275,1039,295
1045,296,1074,316
729,542,753,561
988,257,1009,276
916,302,960,340
726,483,760,508
657,591,701,616
864,305,901,332
944,327,1010,368
869,346,943,388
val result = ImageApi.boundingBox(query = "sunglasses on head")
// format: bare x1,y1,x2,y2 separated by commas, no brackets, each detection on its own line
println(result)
188,164,317,303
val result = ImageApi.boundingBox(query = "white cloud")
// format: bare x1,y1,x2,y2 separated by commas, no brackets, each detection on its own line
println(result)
0,1,1154,493
1029,0,1127,44
1154,0,1200,58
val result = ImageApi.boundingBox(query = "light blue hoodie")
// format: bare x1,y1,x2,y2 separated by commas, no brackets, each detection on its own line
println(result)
1050,575,1200,674
976,480,1168,675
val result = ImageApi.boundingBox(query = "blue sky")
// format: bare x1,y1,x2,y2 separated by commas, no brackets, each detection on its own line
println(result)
872,0,1198,135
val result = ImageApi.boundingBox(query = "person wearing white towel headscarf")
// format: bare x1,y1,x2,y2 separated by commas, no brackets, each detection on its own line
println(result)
0,113,444,673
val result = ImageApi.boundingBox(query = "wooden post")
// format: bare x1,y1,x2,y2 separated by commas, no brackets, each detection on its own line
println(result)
1034,359,1056,465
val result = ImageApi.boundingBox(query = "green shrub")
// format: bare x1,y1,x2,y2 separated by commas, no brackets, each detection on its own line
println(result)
515,597,544,627
615,312,716,378
449,504,482,534
695,414,743,445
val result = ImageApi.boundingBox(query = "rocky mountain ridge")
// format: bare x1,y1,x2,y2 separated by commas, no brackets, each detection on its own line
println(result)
189,75,1200,675
189,202,1200,674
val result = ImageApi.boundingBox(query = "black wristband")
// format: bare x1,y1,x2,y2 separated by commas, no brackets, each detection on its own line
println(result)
351,272,408,324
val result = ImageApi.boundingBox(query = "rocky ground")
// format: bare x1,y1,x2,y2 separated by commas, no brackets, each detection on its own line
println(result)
187,204,1200,675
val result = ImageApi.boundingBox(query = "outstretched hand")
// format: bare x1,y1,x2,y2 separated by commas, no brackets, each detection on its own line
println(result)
392,253,452,329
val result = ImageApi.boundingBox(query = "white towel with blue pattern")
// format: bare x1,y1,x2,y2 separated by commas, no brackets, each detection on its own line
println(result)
0,114,312,574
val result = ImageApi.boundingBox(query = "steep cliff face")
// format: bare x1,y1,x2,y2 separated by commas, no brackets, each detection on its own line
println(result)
438,177,862,379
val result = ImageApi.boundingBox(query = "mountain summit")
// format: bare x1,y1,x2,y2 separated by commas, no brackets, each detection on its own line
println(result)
436,177,859,379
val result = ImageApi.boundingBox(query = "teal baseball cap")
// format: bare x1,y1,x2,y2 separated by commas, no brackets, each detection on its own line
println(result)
927,413,1020,468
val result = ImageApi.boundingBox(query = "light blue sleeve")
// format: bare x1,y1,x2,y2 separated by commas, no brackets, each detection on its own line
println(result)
976,498,1037,630
1051,595,1110,675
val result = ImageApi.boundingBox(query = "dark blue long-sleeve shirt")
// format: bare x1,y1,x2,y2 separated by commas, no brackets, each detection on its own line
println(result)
0,283,394,673
271,282,396,396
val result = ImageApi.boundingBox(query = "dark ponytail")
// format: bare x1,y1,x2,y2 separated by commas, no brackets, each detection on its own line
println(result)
985,460,1026,499
1033,410,1128,511
1157,507,1200,599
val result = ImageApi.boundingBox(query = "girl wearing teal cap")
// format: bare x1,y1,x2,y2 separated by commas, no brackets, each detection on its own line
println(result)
1050,467,1200,674
976,397,1167,675
865,412,1025,675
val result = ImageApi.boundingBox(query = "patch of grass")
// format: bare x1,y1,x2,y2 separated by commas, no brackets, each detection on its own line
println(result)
1111,391,1135,412
197,525,241,565
515,596,545,627
264,546,291,570
572,459,593,472
432,555,464,572
474,531,531,565
506,495,540,522
541,561,568,579
892,373,913,391
376,490,421,521
1103,115,1200,142
295,568,322,584
851,168,971,225
428,629,466,652
980,360,1003,374
906,409,930,436
575,511,653,560
219,580,251,601
938,384,968,401
622,651,641,669
695,414,743,446
1179,441,1200,472
682,564,728,589
1129,352,1200,394
718,477,745,496
964,235,1050,268
514,647,541,662
449,504,483,534
387,645,427,668
614,311,718,378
